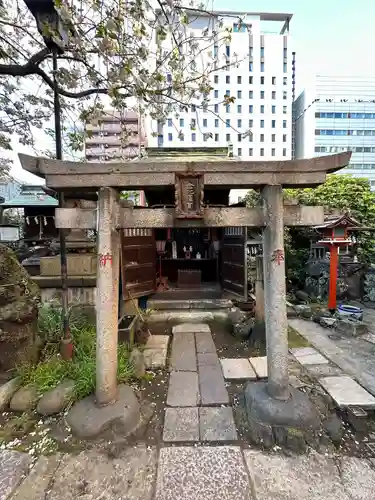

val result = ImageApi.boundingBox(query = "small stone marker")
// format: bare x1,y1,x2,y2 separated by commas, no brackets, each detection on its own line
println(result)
167,371,200,407
199,407,238,441
145,335,169,350
291,346,329,366
249,356,268,379
143,348,168,369
163,407,199,442
172,323,210,334
220,358,257,380
319,375,375,408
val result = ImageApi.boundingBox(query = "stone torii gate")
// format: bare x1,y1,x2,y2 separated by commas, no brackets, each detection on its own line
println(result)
19,151,351,414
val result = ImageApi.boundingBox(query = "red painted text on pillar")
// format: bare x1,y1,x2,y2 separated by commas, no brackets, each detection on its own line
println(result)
99,253,113,268
271,249,284,266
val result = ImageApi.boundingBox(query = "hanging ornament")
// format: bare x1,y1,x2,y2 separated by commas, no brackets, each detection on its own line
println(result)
43,216,47,226
34,216,38,224
26,217,30,225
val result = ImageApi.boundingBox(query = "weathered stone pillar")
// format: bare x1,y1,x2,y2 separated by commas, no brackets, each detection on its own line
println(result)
96,187,120,406
262,185,289,400
255,255,265,323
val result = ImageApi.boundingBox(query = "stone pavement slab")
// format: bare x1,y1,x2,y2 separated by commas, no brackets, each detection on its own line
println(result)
244,449,351,500
340,455,375,499
43,446,156,500
195,332,217,353
249,356,268,378
197,352,220,366
172,323,210,334
155,446,252,500
11,455,62,500
199,407,238,441
0,450,31,500
291,346,329,366
319,375,375,408
163,407,199,442
143,348,168,369
145,334,170,350
167,371,200,407
199,364,229,405
361,333,375,345
220,358,257,380
304,363,343,378
170,334,196,371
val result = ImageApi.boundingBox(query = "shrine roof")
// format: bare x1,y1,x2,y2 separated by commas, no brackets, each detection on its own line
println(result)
314,213,362,230
0,185,58,208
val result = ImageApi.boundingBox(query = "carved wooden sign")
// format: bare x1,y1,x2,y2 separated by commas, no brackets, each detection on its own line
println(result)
175,173,204,219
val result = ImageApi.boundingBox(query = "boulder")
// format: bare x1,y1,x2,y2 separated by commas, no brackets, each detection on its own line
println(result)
0,245,40,371
0,378,21,410
233,317,254,340
129,348,145,378
294,304,312,319
228,307,243,325
10,385,39,412
37,380,75,415
336,318,367,337
295,290,310,303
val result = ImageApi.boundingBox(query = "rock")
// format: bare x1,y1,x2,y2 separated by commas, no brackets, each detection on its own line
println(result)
295,304,312,319
37,380,75,416
320,317,337,328
0,244,40,372
336,318,367,337
228,307,243,325
287,305,298,318
295,290,310,303
10,385,39,412
0,377,21,410
129,347,145,378
233,318,253,340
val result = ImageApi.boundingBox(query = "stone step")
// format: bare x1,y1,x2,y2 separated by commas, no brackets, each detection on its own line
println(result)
148,310,228,324
148,298,233,311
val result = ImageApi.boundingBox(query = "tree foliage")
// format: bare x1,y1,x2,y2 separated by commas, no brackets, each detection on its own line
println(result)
0,0,252,175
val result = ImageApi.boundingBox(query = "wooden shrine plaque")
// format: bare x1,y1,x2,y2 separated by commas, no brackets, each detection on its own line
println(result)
175,173,204,219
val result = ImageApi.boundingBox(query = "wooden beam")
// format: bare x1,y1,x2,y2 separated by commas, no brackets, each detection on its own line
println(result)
55,205,324,229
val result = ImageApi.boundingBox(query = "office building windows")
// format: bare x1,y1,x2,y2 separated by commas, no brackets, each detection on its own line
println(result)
283,105,287,114
260,47,264,57
272,148,275,156
283,120,287,128
283,77,287,85
226,133,230,141
283,47,287,58
283,91,287,100
238,147,242,156
226,75,230,84
249,148,253,156
249,105,253,113
168,133,172,141
261,76,265,84
237,104,242,113
237,90,242,98
191,104,196,112
260,134,264,142
283,148,287,156
260,62,265,72
249,119,253,127
249,62,253,71
214,104,219,113
238,119,242,127
226,45,230,57
283,62,287,73
180,118,184,127
215,119,219,127
215,133,219,141
249,76,253,84
260,105,264,114
271,120,276,128
272,134,276,142
237,75,242,84
192,133,196,142
272,76,276,84
168,118,172,127
238,134,242,142
260,148,264,156
226,104,230,113
226,119,230,128
283,134,287,142
260,120,264,128
214,75,218,83
272,105,276,114
214,90,218,98
272,91,276,99
260,90,265,99
249,90,253,98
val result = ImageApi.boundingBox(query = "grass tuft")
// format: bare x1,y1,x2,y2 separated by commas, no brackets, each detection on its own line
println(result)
17,303,133,402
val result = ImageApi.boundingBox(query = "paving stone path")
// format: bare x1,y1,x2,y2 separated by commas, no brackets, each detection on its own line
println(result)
164,323,236,442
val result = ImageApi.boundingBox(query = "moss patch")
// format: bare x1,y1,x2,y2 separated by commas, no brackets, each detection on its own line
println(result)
288,326,310,349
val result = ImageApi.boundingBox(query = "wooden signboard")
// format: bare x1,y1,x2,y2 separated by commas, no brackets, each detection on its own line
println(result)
175,173,204,219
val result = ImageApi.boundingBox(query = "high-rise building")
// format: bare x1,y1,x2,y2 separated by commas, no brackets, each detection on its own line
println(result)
85,110,146,162
146,10,293,162
294,76,375,188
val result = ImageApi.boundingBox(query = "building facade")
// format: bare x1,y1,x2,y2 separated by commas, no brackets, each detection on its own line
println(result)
294,76,375,187
85,110,146,162
146,11,294,163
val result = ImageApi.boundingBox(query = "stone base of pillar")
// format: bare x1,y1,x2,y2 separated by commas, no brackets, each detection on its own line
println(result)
244,381,321,452
66,385,141,439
